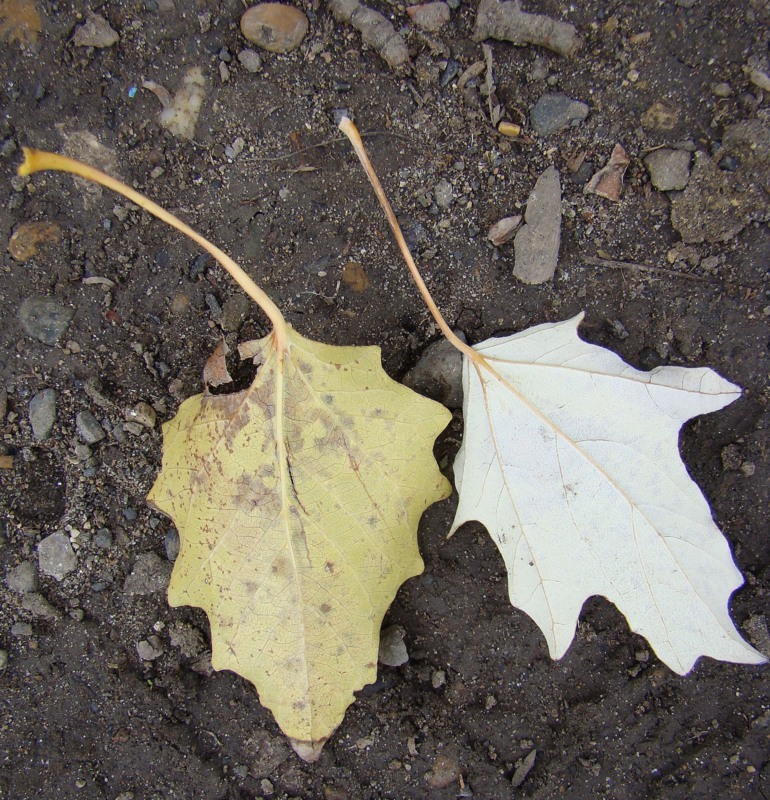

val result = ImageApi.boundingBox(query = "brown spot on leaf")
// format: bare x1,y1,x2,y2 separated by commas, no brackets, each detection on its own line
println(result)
320,603,332,614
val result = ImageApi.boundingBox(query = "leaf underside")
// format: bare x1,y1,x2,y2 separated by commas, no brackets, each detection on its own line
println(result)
148,328,451,759
452,313,765,674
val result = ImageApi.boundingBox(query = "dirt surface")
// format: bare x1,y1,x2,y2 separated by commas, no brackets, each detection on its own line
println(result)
1,1,769,798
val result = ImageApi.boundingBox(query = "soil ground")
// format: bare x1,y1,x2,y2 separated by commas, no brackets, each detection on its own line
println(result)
0,1,769,798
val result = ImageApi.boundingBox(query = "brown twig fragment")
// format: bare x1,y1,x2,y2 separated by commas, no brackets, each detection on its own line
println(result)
474,0,582,58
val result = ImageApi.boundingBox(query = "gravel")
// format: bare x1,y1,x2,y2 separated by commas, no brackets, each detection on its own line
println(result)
76,410,106,444
18,296,75,346
530,93,589,135
37,532,77,581
4,561,38,594
28,388,57,441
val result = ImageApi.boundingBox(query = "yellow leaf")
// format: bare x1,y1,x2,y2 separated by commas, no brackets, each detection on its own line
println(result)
148,327,451,760
18,144,451,761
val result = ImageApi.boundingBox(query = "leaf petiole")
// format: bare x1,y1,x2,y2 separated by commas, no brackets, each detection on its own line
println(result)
18,148,290,352
337,117,483,367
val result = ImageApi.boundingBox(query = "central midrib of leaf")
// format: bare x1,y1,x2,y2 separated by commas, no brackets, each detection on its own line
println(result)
273,341,314,716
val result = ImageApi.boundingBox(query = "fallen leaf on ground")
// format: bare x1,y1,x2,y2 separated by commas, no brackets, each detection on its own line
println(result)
19,144,451,762
450,313,765,674
148,327,450,760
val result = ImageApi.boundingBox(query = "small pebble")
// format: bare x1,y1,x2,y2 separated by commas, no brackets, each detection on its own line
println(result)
126,401,156,429
73,12,120,48
434,179,454,208
137,636,164,661
240,3,309,53
76,410,106,444
18,296,75,346
29,388,57,441
644,148,692,191
378,625,409,667
238,48,262,72
37,531,77,581
5,561,39,594
164,528,180,561
11,622,33,637
718,154,740,171
426,754,459,789
407,2,451,33
221,294,251,332
431,668,446,688
74,443,92,462
94,528,113,549
123,507,138,522
403,334,465,409
190,253,211,280
712,82,732,98
22,592,60,620
487,215,522,246
530,93,589,136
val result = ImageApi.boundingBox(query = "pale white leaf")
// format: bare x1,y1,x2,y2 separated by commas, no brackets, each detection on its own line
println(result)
451,312,765,674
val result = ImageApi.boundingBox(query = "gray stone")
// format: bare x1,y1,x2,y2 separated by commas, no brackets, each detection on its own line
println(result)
94,528,113,549
530,93,588,136
73,12,119,48
11,622,33,637
76,410,106,444
29,388,57,441
5,561,38,594
237,48,262,72
378,624,409,667
402,335,465,409
0,649,7,671
21,592,61,620
18,296,75,346
513,166,561,284
221,294,251,332
37,532,77,581
164,528,180,561
123,553,172,595
644,149,691,191
434,179,454,208
136,635,164,660
125,401,156,429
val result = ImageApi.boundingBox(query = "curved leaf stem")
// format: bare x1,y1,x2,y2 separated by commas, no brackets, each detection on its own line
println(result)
337,118,482,367
18,148,289,351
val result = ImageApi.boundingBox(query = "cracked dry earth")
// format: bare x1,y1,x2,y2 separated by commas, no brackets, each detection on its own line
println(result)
0,1,769,799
